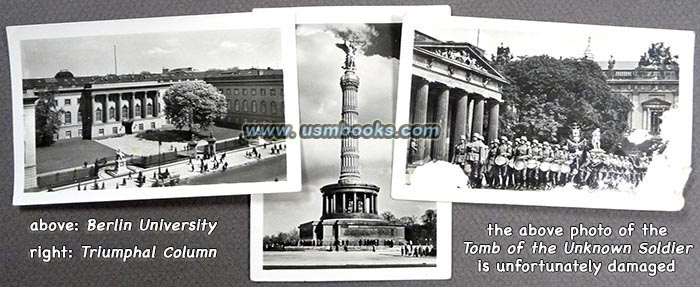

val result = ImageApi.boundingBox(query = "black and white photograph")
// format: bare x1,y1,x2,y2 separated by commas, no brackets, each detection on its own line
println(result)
250,7,451,282
8,13,301,205
391,16,694,211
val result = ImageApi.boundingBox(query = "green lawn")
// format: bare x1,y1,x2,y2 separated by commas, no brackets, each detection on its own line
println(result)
136,125,241,142
36,138,116,173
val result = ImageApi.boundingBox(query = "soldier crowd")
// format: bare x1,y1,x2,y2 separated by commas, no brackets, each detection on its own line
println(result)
450,133,651,190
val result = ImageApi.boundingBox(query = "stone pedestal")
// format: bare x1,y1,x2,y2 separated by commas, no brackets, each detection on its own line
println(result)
298,182,406,246
112,158,131,176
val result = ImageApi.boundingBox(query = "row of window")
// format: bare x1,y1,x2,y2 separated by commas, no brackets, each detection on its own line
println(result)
612,84,678,91
221,88,282,97
226,100,283,115
63,104,157,125
59,122,157,139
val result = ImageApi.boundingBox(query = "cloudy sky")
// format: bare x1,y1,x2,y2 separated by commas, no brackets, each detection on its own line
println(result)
263,24,435,236
419,23,686,64
21,28,281,78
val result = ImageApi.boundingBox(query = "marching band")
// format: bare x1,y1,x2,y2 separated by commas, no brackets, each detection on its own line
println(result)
451,129,652,191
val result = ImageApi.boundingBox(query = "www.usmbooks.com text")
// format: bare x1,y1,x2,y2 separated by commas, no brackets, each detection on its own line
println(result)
242,121,440,139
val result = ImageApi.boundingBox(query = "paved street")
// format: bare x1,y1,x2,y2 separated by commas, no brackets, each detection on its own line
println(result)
185,155,286,185
43,141,287,192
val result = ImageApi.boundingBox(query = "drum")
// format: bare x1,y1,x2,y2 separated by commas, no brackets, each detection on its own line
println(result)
539,161,550,172
463,164,472,173
560,164,571,174
514,160,526,171
527,159,539,169
495,156,508,166
549,163,560,172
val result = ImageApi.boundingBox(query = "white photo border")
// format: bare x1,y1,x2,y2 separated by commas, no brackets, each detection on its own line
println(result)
391,15,695,211
8,12,302,206
249,194,452,282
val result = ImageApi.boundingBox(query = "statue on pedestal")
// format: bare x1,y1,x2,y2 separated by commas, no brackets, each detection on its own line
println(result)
591,128,601,151
565,123,587,155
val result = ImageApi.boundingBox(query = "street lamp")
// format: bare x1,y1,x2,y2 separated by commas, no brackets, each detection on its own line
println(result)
158,140,162,175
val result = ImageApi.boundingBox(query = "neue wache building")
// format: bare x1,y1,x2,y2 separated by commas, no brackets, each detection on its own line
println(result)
408,32,508,165
22,67,284,141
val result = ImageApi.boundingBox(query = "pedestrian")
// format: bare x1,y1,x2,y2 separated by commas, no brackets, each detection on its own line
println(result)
128,171,132,179
116,184,119,189
191,164,195,172
264,143,267,149
257,153,261,159
101,182,105,190
77,184,81,191
122,178,127,185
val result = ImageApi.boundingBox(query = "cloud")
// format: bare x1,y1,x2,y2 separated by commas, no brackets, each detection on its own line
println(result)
207,41,253,55
218,41,239,49
145,46,173,55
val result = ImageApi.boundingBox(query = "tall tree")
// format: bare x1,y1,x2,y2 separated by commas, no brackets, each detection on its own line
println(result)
34,86,63,147
499,55,632,151
381,211,401,224
162,81,227,133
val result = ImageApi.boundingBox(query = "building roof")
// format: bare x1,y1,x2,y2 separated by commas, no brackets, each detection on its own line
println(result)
596,60,639,70
23,67,283,91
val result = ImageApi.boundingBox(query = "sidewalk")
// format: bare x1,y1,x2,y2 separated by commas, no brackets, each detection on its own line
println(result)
45,140,287,192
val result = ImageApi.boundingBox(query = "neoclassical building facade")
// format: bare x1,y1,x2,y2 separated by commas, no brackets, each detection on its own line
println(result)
601,57,679,136
22,67,284,141
408,32,509,164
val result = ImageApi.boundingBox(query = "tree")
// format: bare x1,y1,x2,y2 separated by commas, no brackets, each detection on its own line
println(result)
381,211,401,224
162,81,227,133
498,55,632,151
399,215,418,226
34,86,63,147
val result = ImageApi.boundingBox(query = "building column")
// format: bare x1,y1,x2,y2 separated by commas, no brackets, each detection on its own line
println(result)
342,193,346,213
432,85,450,161
352,192,357,213
115,94,122,121
467,97,474,136
412,78,429,163
151,91,159,117
23,96,39,189
454,91,470,142
141,93,148,118
472,96,484,137
329,194,334,213
101,95,108,123
488,101,500,143
373,194,378,214
128,93,134,119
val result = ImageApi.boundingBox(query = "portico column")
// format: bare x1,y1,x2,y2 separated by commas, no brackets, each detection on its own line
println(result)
101,95,108,123
412,78,429,163
472,96,484,136
116,94,122,121
141,93,147,118
128,93,135,119
454,91,470,142
432,85,449,161
342,193,346,213
151,91,159,117
331,194,336,213
488,101,500,143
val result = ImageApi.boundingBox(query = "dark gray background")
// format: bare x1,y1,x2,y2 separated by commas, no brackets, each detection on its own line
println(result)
1,1,698,286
